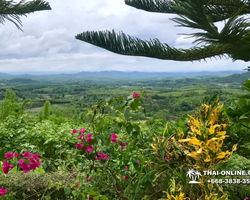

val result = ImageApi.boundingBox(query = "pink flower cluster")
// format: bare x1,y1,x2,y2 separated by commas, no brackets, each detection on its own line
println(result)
133,92,139,98
0,188,7,196
73,128,93,153
110,133,126,150
1,151,41,197
19,152,41,173
72,128,85,135
2,161,13,174
96,152,109,161
2,151,41,174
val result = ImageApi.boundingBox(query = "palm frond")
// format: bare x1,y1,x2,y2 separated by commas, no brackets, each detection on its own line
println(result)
0,0,51,30
75,30,231,61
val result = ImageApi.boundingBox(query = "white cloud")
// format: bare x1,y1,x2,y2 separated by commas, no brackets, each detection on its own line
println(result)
0,0,247,73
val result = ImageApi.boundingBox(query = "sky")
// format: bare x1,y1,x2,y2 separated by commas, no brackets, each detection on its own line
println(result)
0,0,248,74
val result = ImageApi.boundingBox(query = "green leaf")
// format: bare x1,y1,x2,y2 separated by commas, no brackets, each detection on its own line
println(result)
134,124,140,134
126,125,133,133
132,131,139,138
64,187,71,195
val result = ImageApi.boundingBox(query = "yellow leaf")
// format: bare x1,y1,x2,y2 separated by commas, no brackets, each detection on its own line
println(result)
187,137,202,146
163,122,168,137
178,138,191,143
209,125,220,135
197,147,203,154
232,144,237,152
177,192,185,200
217,131,226,136
190,151,198,158
216,151,229,159
150,144,158,151
187,115,200,129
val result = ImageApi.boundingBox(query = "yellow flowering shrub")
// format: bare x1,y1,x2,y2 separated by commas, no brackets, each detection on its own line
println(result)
151,99,238,200
178,99,237,170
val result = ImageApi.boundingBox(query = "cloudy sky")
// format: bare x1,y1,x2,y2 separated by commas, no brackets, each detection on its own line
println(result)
0,0,247,74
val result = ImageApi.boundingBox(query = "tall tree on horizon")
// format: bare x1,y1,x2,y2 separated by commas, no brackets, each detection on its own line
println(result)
75,0,250,63
0,0,51,31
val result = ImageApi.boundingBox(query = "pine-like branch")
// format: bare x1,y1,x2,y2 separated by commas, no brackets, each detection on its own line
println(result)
75,30,231,61
125,0,175,14
125,0,250,22
0,0,51,30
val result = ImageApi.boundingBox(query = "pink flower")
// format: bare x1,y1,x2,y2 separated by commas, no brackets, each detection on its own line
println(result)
97,152,102,156
73,174,76,178
111,133,118,143
89,197,93,200
123,176,128,180
75,182,80,187
72,129,77,134
19,162,30,173
87,177,92,181
101,153,109,160
72,187,74,190
244,198,249,200
165,155,170,160
87,133,92,142
138,161,141,165
85,146,93,152
0,188,7,196
14,152,21,157
120,142,126,150
78,134,85,140
155,163,158,166
5,152,13,160
80,128,85,133
22,151,31,159
96,157,102,161
75,143,84,149
2,161,13,174
145,95,148,98
133,92,139,98
120,142,126,146
32,154,40,161
125,166,128,170
96,152,109,161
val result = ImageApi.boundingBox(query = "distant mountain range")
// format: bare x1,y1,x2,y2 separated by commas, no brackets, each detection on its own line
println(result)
0,70,244,77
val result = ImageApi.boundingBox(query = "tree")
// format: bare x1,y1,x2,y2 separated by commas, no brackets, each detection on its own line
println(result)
0,0,51,31
42,100,50,120
75,0,250,62
0,89,21,120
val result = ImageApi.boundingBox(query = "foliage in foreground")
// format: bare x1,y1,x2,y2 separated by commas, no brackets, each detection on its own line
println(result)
0,81,250,199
